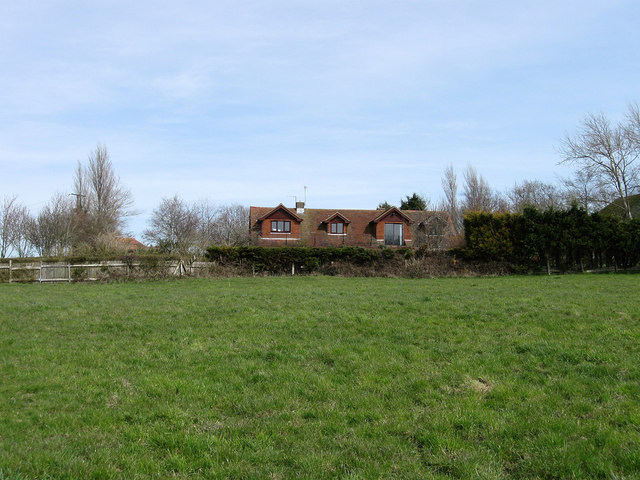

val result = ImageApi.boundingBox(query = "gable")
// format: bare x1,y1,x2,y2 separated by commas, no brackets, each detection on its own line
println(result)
256,204,303,223
322,212,352,224
372,207,414,224
383,211,405,222
269,209,299,220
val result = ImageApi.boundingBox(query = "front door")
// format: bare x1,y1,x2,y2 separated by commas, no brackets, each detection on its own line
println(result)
384,223,403,246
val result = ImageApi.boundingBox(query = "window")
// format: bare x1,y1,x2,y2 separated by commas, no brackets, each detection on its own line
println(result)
271,220,291,233
384,223,403,246
330,222,345,234
427,221,444,236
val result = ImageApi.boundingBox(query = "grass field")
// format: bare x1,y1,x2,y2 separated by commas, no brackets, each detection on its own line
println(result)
1,275,639,479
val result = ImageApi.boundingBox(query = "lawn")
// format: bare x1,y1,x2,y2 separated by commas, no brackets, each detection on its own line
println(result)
0,275,639,479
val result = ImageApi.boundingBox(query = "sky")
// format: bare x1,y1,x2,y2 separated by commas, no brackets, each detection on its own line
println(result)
2,0,639,238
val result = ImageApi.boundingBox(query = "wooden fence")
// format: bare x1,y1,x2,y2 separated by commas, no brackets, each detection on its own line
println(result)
0,260,212,283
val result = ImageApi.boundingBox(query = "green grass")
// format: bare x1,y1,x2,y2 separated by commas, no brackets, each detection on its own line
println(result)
1,275,639,479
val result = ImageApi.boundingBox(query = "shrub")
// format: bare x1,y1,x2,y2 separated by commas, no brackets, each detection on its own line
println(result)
71,267,87,281
382,248,396,259
400,248,414,259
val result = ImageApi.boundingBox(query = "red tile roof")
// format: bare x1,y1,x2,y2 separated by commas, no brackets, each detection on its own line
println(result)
116,237,147,251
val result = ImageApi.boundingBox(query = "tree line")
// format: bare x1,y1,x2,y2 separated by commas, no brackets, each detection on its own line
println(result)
382,103,640,238
143,196,249,255
2,103,639,259
1,145,249,258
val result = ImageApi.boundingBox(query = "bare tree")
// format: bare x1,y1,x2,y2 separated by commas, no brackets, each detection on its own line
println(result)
192,199,219,252
28,193,76,257
73,144,135,248
559,106,640,219
0,195,29,258
213,204,250,246
144,195,199,254
461,165,501,214
145,197,250,254
561,169,612,213
12,208,33,258
507,180,565,212
194,201,251,248
0,195,18,258
624,102,640,196
441,165,461,233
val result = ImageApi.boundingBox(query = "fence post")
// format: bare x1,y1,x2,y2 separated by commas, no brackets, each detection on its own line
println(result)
39,261,43,283
8,259,11,284
68,263,71,282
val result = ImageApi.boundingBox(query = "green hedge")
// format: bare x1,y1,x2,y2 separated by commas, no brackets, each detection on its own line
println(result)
462,206,640,271
205,246,383,273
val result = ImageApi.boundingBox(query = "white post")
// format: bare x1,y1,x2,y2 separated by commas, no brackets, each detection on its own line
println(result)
8,259,11,284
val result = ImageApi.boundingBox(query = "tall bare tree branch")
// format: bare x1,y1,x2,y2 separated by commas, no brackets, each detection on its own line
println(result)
73,144,135,249
559,106,640,219
441,165,461,233
461,165,501,214
0,195,28,258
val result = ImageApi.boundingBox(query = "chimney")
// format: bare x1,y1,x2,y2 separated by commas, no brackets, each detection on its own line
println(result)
296,201,305,214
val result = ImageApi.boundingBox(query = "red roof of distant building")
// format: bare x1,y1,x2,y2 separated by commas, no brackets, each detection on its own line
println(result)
117,237,147,251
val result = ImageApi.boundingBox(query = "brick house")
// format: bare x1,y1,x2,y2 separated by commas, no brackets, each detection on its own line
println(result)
249,203,454,248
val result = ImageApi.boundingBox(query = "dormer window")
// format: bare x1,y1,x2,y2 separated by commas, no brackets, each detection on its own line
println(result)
323,212,351,236
330,222,345,234
271,220,291,233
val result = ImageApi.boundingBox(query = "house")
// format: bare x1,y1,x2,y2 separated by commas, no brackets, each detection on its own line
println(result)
116,237,147,252
249,203,454,248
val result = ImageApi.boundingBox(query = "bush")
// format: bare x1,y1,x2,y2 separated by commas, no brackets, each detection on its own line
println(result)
382,248,396,259
138,255,160,274
71,267,87,281
399,248,414,259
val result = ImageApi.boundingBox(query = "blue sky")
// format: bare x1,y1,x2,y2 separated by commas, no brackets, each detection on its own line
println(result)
2,0,639,237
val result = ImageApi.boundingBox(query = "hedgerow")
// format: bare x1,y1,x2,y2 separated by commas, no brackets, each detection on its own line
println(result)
461,206,640,272
205,246,382,273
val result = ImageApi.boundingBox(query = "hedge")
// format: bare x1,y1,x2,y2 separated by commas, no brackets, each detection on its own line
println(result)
205,246,385,273
461,206,640,272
